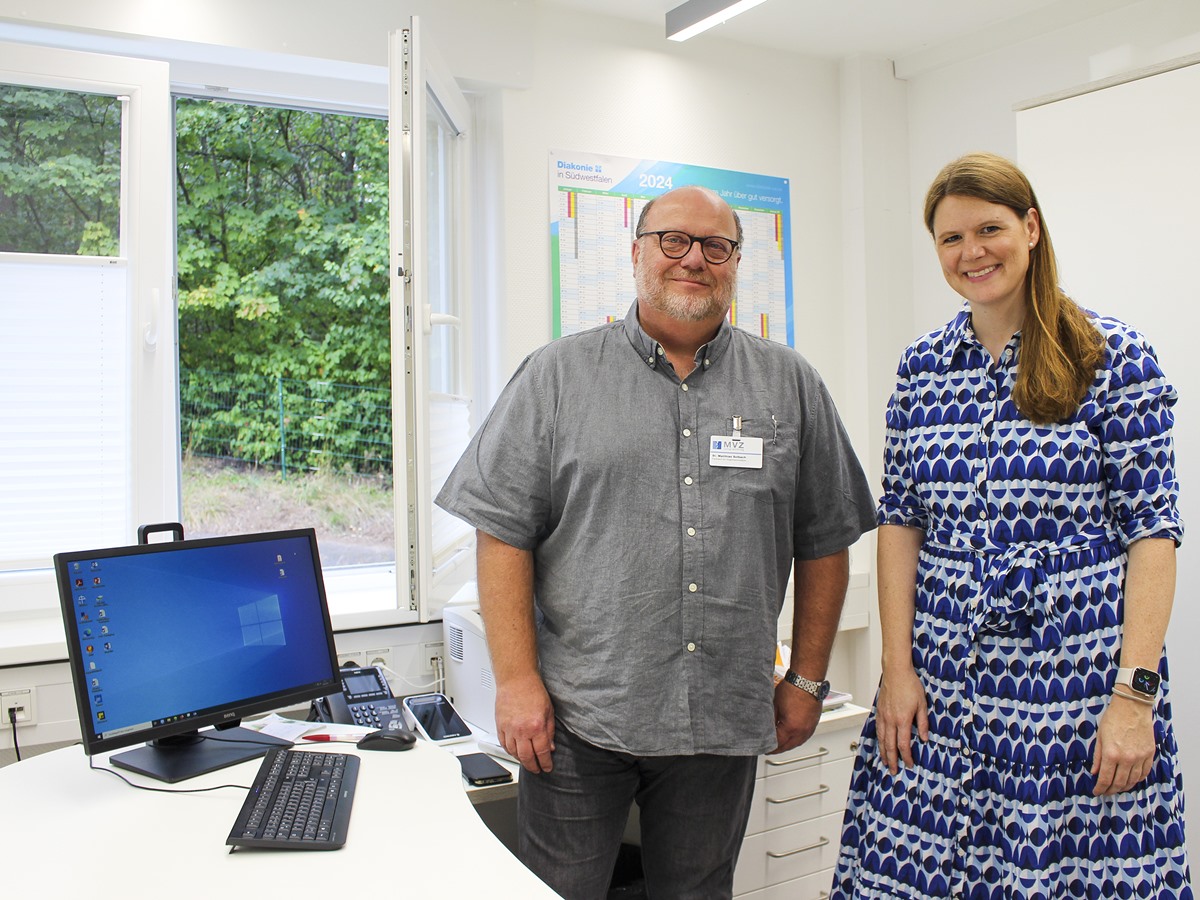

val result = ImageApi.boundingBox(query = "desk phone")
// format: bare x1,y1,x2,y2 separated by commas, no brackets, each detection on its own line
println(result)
314,665,407,731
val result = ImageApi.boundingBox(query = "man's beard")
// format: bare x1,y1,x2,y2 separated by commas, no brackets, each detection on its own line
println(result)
635,262,735,322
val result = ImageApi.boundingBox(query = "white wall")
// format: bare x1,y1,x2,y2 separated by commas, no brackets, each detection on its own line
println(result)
902,0,1200,337
492,6,844,384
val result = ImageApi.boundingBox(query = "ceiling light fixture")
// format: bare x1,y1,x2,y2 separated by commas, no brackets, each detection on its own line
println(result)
665,0,771,42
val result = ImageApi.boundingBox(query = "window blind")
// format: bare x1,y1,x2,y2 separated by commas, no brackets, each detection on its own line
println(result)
0,255,131,567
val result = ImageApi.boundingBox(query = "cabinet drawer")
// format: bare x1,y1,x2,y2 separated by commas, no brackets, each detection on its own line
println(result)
744,756,853,837
733,811,843,895
735,867,834,900
755,718,863,779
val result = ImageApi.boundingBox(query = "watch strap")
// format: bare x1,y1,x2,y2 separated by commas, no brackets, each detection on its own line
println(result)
783,668,830,702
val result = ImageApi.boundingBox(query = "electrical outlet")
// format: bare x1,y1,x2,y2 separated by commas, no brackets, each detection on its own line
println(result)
422,641,444,673
337,649,392,673
365,648,393,673
1,688,35,726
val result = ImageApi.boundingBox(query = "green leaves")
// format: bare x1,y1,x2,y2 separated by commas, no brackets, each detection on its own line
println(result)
176,99,391,399
175,99,392,474
0,85,122,254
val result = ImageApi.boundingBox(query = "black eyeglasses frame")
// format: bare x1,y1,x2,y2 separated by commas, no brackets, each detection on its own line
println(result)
637,230,739,265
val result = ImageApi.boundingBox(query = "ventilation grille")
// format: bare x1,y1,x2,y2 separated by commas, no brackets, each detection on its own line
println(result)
448,624,465,662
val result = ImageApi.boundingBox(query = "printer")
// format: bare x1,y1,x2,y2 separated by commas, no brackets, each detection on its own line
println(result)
441,591,497,738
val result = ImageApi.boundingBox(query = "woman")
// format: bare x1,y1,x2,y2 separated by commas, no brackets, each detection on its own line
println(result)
832,152,1191,898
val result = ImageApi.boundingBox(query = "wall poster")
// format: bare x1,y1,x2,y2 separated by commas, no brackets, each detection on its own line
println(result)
550,151,794,346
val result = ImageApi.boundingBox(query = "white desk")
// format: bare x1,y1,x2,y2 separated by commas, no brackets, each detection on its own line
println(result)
0,739,561,899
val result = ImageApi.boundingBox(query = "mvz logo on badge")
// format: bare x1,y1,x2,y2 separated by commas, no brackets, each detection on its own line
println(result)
712,439,745,450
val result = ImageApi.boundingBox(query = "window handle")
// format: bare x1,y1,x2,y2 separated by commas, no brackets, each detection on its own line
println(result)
424,304,461,333
143,287,159,350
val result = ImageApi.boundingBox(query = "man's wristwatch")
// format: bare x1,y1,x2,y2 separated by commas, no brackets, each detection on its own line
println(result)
1115,666,1161,699
783,668,830,702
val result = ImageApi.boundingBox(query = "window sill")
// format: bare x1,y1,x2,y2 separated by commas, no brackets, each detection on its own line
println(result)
0,610,68,667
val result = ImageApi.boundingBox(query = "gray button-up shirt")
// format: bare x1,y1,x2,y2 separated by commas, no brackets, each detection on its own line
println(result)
436,302,876,756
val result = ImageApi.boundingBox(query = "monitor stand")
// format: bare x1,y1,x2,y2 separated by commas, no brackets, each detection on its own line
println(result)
109,727,291,784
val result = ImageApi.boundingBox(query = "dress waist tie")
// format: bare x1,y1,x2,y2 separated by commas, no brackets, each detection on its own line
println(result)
934,534,1122,652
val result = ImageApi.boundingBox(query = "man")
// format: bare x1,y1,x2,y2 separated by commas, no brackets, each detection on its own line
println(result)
436,185,876,899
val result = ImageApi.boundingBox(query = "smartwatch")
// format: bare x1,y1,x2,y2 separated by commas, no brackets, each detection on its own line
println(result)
1115,666,1161,699
783,669,830,702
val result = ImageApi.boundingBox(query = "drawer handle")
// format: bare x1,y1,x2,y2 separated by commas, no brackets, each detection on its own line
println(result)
767,836,830,859
766,747,828,767
766,784,830,804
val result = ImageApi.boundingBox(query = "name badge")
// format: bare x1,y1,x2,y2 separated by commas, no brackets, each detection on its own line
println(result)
709,435,763,469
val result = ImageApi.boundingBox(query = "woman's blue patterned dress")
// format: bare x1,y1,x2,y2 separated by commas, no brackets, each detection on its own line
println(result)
832,309,1191,898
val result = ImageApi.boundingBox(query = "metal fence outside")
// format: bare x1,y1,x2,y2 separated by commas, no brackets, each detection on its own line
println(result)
180,368,393,478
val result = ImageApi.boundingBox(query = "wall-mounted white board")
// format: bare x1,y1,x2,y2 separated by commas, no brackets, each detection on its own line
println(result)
1017,57,1200,857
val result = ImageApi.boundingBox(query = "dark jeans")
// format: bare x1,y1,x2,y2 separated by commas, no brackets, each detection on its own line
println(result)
517,720,757,900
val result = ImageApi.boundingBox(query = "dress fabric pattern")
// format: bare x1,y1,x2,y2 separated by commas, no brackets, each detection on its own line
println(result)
832,310,1191,899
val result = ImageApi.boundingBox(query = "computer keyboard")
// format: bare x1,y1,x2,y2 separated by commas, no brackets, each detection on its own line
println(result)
226,748,360,850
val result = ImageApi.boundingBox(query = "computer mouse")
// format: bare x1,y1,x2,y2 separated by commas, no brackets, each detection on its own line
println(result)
357,728,416,751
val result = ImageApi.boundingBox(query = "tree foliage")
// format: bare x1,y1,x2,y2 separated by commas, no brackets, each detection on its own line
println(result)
0,84,121,254
3,86,394,474
175,99,391,389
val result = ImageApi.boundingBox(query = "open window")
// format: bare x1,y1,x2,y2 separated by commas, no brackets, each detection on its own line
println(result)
0,21,477,630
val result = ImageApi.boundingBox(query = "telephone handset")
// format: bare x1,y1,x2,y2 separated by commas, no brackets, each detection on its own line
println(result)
313,665,408,732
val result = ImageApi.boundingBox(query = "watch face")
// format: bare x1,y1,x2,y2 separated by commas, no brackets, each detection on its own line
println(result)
1132,667,1161,695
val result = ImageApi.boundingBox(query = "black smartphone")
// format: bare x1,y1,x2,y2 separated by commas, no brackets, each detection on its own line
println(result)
458,752,513,786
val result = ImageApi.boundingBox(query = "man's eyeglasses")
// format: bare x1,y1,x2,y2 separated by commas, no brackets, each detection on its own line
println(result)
638,231,739,265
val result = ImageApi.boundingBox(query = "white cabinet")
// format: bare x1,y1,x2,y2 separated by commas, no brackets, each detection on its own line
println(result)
733,704,867,898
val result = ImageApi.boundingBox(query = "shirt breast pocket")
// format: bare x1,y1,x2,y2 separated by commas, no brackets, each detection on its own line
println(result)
724,420,799,506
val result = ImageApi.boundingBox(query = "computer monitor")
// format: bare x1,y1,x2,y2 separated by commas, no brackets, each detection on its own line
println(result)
54,528,340,783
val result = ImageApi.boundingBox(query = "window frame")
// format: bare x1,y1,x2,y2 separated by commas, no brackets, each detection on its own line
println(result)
0,42,175,616
390,22,477,625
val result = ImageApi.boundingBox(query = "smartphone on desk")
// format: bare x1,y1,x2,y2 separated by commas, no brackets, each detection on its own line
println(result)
458,752,513,787
402,692,473,745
